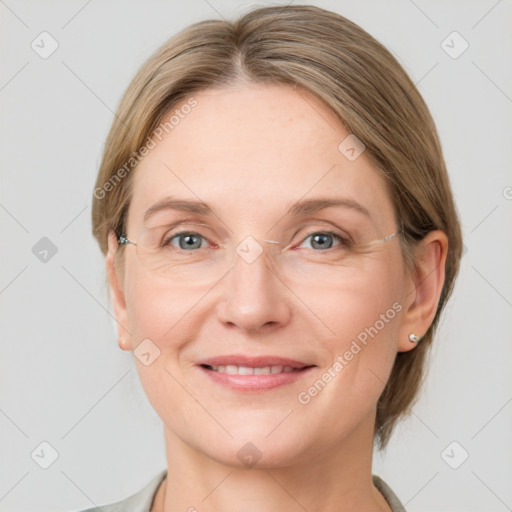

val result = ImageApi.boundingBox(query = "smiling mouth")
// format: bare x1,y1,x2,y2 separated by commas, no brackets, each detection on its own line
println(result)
197,359,317,392
200,364,313,375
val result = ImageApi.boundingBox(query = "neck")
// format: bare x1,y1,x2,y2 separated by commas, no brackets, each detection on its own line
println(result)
152,412,391,512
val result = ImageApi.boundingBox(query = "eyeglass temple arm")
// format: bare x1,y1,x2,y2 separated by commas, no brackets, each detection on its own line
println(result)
117,234,136,246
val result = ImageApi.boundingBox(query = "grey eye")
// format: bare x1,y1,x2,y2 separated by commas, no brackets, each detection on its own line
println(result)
300,232,345,251
169,232,206,250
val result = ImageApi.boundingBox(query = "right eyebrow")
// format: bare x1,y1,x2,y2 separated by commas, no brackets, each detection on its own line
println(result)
143,198,212,223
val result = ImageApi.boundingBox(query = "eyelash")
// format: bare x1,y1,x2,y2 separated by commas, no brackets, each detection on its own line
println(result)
162,229,351,253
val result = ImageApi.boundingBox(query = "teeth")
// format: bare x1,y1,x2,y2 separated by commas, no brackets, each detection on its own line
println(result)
207,364,298,375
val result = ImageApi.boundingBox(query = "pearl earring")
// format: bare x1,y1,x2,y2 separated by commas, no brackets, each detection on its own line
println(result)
409,333,421,343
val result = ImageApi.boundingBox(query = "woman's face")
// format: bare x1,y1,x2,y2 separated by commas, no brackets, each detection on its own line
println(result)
110,83,415,467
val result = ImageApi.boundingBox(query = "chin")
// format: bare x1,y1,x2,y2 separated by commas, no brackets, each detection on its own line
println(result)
204,424,318,470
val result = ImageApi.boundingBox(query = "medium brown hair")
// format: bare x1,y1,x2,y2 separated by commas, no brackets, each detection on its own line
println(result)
91,4,463,449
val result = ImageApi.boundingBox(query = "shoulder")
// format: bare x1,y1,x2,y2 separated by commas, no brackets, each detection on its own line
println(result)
71,469,167,512
372,474,406,512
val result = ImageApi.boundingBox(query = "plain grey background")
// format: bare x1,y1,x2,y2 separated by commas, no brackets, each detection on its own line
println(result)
1,0,511,510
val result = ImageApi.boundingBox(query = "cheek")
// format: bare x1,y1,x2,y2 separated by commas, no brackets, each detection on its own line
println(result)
316,256,403,343
122,275,201,419
123,260,202,343
295,266,403,443
315,258,404,392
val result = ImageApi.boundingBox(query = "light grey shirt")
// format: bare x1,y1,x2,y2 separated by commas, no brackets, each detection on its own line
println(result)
73,469,406,511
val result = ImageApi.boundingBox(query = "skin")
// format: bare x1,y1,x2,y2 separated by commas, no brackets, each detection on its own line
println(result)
105,83,448,512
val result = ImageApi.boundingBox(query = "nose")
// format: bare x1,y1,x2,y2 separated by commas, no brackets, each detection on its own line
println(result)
216,239,292,333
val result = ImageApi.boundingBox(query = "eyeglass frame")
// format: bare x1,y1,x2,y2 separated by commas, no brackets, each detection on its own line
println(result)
115,229,401,255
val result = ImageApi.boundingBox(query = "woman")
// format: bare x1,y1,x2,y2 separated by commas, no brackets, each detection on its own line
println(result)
80,4,462,511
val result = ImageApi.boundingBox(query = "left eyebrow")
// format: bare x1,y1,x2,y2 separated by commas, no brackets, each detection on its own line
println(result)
286,197,371,218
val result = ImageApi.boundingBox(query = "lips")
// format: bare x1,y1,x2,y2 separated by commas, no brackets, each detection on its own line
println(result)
196,354,316,392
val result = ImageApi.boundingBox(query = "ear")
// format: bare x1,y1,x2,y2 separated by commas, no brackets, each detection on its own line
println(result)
106,230,132,352
397,230,448,353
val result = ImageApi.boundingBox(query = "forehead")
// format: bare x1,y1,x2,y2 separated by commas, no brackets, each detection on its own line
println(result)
128,84,395,230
